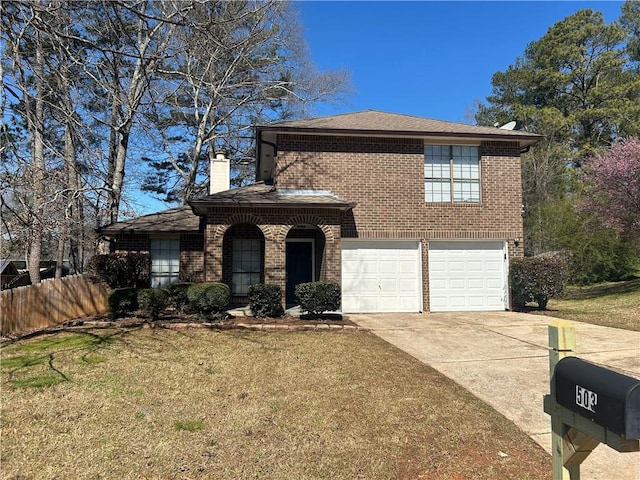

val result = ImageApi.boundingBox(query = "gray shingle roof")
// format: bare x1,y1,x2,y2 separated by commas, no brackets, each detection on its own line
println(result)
258,110,542,146
99,185,354,234
99,205,201,235
189,182,354,214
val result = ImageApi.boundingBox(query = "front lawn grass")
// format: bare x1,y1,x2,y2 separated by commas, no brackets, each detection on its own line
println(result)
543,277,640,331
1,327,550,480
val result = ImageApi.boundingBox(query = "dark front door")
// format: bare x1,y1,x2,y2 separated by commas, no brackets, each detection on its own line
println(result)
286,241,314,307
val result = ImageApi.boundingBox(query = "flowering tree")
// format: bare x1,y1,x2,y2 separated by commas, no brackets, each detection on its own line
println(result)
583,138,640,241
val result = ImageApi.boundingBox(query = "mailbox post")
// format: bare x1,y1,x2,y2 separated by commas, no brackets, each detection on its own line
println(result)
544,321,640,480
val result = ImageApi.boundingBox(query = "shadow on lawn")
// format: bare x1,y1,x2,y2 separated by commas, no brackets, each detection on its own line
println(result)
511,277,640,311
562,277,640,300
1,328,131,388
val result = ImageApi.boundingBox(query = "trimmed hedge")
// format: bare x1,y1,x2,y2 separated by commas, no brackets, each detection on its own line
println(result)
295,282,341,317
247,284,284,318
108,288,139,318
137,288,169,319
87,252,150,288
185,282,230,320
107,283,231,320
164,283,193,313
510,255,569,310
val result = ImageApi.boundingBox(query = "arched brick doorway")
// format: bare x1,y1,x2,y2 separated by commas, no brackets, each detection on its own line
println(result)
222,223,265,305
285,224,326,307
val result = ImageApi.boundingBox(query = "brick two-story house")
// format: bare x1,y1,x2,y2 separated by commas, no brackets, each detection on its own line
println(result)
100,110,541,313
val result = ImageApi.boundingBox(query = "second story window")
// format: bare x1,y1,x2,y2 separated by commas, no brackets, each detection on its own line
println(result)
424,145,480,203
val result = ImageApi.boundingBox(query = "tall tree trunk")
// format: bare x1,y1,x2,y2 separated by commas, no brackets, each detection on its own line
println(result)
59,1,83,274
107,126,129,224
55,233,65,279
28,36,46,284
58,104,79,277
105,65,120,225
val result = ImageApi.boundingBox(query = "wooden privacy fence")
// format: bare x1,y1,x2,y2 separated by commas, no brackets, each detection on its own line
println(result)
0,275,109,336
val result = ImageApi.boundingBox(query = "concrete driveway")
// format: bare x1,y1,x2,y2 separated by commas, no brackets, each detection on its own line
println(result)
351,311,640,480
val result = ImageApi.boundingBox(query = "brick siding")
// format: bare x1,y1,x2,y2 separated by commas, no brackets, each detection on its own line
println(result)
275,134,524,311
180,233,204,282
275,135,522,238
114,233,150,252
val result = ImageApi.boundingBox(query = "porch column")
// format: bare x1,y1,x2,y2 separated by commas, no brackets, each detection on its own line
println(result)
205,223,224,283
322,226,341,284
264,236,286,305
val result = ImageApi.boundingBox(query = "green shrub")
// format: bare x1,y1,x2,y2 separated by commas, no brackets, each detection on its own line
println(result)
137,288,169,319
295,282,341,317
510,255,569,310
186,283,230,320
164,283,193,313
565,234,637,285
108,288,139,318
247,284,284,318
529,198,638,285
87,252,150,288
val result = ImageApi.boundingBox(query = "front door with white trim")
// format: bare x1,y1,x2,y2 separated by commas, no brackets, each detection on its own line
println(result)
286,239,314,307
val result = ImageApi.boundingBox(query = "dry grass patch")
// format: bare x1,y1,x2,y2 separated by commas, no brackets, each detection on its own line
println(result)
1,327,550,479
541,278,640,331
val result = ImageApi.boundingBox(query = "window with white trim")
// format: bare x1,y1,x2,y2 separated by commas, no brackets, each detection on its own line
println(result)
424,145,480,203
150,238,180,287
232,238,261,295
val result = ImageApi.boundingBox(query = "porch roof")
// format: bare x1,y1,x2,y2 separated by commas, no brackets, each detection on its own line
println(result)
99,184,354,235
99,205,201,235
189,182,355,215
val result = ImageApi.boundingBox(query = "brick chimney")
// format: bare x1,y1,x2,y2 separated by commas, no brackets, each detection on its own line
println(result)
209,148,230,194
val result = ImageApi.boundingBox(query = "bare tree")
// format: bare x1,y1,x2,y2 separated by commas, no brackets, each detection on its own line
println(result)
3,1,96,279
77,1,185,224
142,1,350,203
1,1,49,283
1,0,351,280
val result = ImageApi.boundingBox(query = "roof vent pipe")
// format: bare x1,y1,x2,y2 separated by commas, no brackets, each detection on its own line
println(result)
209,148,230,194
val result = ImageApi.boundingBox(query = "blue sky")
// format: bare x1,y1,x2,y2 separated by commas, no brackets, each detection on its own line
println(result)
297,0,626,122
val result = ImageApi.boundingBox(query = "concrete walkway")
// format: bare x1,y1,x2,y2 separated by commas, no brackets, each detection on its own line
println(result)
351,312,640,480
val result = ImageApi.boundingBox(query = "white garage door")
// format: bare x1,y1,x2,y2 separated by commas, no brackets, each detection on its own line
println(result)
428,241,507,312
342,240,421,313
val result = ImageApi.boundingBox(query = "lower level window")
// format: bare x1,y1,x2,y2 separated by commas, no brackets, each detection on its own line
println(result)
150,238,180,287
232,238,261,295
